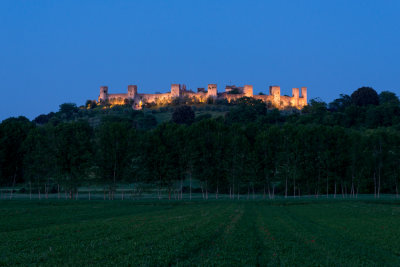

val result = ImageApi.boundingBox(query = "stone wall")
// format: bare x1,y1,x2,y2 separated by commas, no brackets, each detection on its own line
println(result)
98,83,307,110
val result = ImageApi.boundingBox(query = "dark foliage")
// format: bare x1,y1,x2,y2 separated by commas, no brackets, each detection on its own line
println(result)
195,113,212,122
33,112,55,124
85,100,98,109
0,117,34,186
136,114,157,130
2,88,400,198
351,87,379,106
225,97,266,123
59,103,79,119
172,105,195,125
379,91,400,105
328,94,352,112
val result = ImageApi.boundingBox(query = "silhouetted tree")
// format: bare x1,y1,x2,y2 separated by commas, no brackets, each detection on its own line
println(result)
351,87,379,106
379,91,400,105
54,121,92,198
172,105,195,125
59,103,79,119
0,117,34,188
96,120,132,198
85,100,98,109
328,94,352,111
33,112,55,124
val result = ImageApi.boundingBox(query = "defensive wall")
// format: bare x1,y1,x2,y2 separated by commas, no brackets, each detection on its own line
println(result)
98,83,307,109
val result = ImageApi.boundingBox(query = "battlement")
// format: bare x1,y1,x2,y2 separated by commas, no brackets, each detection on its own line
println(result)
98,83,307,109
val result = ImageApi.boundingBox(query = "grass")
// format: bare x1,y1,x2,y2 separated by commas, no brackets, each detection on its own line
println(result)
1,199,400,266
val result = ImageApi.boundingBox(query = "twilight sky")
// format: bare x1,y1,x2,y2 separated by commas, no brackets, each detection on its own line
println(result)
1,0,399,120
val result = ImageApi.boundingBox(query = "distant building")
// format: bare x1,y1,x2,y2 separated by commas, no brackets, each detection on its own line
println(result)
98,83,307,109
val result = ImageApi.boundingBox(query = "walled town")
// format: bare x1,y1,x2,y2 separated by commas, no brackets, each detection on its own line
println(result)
98,84,307,109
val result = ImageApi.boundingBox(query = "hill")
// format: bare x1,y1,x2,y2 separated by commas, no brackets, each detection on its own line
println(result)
1,88,400,200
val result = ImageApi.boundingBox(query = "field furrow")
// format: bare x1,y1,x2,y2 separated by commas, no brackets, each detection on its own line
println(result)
1,200,400,266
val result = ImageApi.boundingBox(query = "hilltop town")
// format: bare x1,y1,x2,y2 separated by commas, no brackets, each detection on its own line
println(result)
98,84,308,109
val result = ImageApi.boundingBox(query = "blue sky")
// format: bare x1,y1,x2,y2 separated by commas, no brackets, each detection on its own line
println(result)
1,0,399,120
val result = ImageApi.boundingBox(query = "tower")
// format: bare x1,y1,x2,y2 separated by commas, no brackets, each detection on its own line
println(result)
269,86,281,107
99,86,108,102
292,88,299,107
128,85,137,99
301,87,307,105
243,85,253,97
171,84,181,98
207,84,217,98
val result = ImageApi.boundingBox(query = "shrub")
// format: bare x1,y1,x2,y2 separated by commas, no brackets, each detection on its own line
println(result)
172,105,195,125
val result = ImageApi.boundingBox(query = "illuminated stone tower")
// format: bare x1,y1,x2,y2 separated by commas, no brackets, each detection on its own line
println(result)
207,84,217,98
301,87,307,105
127,85,137,99
243,85,253,97
292,88,299,107
99,86,108,102
269,86,281,107
171,84,181,98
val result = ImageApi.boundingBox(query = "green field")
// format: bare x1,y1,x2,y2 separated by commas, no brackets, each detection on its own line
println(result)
1,200,400,266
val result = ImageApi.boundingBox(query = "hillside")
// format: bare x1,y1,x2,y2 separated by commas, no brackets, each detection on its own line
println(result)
32,102,233,129
1,88,400,200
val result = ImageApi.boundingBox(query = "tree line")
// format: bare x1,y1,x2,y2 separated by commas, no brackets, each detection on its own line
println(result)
1,87,400,199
